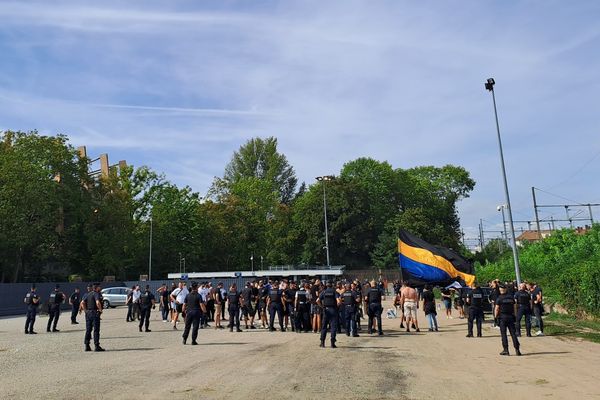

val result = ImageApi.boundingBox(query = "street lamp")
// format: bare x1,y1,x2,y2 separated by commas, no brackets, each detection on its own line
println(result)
485,78,522,285
315,175,334,267
497,204,508,242
148,214,153,281
250,254,254,272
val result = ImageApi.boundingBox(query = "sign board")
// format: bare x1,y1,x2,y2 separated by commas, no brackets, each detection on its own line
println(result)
181,274,188,280
234,272,242,278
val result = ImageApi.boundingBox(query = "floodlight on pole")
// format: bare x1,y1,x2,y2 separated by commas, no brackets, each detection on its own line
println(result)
485,78,522,285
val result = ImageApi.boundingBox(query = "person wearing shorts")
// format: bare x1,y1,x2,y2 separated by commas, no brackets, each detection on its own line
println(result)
400,282,420,333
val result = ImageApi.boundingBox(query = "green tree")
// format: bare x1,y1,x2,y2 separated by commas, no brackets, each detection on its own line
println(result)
0,131,89,282
213,137,297,204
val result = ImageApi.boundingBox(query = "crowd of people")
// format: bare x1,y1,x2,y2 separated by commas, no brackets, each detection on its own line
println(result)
22,277,545,355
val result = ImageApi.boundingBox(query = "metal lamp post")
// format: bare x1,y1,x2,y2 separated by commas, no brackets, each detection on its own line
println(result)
148,215,153,281
485,78,522,285
315,175,334,267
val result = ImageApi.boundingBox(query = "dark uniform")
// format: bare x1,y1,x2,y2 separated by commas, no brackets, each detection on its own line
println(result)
268,288,284,332
47,288,65,332
183,289,204,345
496,291,521,356
139,289,155,332
69,290,81,324
284,287,296,332
228,288,242,332
342,289,359,337
82,288,103,351
319,286,339,347
366,287,384,335
515,289,532,337
466,286,484,337
295,287,310,332
24,288,39,334
241,286,254,326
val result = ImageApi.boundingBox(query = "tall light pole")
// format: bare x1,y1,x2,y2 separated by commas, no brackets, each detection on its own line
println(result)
485,78,522,285
315,175,334,267
148,215,153,281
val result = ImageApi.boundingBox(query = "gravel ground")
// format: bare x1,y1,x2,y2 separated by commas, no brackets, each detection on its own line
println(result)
1,301,599,400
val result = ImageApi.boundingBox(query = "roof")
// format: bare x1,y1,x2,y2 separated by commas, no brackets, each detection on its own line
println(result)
167,269,345,280
515,230,553,241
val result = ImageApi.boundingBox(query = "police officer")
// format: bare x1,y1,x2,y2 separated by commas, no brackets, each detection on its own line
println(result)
241,282,254,329
365,280,384,336
515,283,533,337
342,283,360,337
267,281,285,332
318,281,341,348
47,285,65,332
80,283,104,352
227,283,243,332
182,282,206,345
69,288,81,324
465,282,484,337
24,284,40,334
284,282,297,332
495,283,521,356
294,282,311,332
139,285,156,333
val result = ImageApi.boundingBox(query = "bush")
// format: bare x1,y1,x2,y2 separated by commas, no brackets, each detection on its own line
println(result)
476,225,600,317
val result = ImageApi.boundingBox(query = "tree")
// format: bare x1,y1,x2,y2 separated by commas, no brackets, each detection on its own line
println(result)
0,131,89,282
212,137,297,204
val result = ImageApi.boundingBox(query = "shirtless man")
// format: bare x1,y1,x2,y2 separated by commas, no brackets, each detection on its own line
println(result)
400,281,420,333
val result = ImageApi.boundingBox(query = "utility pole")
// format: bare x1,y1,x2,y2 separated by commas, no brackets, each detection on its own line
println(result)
532,187,542,239
588,204,595,225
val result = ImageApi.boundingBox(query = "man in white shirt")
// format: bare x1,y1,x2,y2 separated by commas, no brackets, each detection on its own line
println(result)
132,286,141,321
170,282,189,330
199,283,211,328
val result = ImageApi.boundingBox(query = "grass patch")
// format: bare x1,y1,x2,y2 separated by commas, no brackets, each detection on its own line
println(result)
544,313,600,343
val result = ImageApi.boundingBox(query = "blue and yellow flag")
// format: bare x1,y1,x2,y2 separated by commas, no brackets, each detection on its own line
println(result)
398,230,475,287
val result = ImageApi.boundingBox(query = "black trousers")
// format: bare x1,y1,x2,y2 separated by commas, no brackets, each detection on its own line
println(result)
295,304,310,331
345,306,357,335
468,307,484,336
516,306,532,336
71,305,79,323
139,307,151,330
183,310,201,342
84,311,101,346
320,307,338,343
47,307,60,331
25,307,37,332
368,303,383,334
533,304,544,332
269,303,283,330
126,303,133,321
229,306,240,329
499,314,520,351
161,304,169,321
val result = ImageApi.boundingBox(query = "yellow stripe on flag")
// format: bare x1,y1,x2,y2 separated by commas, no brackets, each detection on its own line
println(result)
399,240,475,286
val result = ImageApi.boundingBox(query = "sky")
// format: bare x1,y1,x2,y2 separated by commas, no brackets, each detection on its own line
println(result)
1,1,599,248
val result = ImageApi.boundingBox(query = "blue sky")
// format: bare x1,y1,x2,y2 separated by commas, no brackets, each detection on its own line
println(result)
1,1,599,247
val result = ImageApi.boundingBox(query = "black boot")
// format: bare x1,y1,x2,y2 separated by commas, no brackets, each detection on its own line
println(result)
499,350,509,356
516,349,522,356
94,346,105,352
331,342,337,348
85,344,92,352
319,341,325,348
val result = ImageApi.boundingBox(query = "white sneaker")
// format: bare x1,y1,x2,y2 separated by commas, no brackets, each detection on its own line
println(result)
536,331,544,336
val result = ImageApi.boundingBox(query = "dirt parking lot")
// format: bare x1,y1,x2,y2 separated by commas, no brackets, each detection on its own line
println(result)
1,301,599,400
